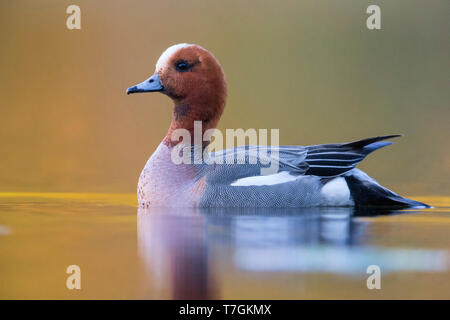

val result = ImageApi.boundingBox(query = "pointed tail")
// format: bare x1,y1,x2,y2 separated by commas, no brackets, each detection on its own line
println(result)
344,169,431,209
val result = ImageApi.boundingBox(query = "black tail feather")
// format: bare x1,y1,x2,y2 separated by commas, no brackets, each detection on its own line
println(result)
345,173,431,209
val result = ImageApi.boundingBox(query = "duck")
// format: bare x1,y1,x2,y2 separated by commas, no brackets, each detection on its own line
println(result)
127,43,429,209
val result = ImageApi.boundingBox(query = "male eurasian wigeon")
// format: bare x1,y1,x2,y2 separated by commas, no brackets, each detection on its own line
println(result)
127,43,429,209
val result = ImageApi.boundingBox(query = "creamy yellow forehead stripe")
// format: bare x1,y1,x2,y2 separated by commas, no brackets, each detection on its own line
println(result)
155,43,192,72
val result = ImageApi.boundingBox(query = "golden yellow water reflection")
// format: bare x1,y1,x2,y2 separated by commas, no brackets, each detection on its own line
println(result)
0,193,449,299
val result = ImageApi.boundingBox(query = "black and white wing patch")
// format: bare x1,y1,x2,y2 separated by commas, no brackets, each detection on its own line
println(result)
304,135,401,177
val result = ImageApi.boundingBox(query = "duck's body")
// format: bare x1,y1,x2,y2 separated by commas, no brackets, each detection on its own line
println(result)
128,43,429,209
137,139,427,209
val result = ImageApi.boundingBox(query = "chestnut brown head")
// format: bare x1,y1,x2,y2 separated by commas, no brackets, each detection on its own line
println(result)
127,44,227,127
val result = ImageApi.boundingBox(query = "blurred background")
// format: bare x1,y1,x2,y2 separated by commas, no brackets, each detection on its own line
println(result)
0,0,449,196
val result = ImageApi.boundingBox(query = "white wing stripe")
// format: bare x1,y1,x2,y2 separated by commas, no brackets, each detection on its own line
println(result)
230,171,299,187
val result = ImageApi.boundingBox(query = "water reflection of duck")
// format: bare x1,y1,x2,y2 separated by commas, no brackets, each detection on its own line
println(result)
137,207,216,299
128,44,429,209
138,207,449,299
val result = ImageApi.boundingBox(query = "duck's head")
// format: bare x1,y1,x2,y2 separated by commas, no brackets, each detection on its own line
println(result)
127,44,227,145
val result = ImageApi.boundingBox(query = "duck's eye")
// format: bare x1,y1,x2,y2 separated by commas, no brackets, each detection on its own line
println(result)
175,60,190,72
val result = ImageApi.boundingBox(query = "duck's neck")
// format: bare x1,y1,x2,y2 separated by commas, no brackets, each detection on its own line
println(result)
163,95,225,147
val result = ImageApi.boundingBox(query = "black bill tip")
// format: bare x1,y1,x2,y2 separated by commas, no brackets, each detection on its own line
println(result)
126,86,140,95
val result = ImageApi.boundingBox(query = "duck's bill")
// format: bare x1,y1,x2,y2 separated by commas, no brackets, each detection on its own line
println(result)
127,73,163,94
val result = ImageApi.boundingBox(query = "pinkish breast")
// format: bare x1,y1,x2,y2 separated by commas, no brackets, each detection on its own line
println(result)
137,143,202,208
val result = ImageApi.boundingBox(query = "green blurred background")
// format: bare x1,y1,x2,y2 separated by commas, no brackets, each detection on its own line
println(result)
0,0,448,195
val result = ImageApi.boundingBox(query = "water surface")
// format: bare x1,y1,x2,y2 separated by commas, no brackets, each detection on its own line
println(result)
0,193,449,299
